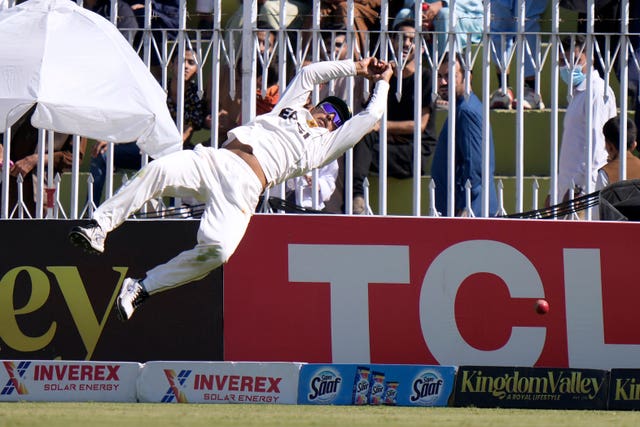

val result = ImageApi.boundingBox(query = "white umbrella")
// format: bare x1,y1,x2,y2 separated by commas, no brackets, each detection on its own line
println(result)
0,0,181,159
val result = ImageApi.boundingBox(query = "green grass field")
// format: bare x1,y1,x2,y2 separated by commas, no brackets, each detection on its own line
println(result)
1,403,640,427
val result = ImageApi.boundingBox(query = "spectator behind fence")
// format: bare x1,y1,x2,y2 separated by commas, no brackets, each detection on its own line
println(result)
431,52,498,217
260,0,312,29
559,0,640,143
394,0,483,55
0,107,87,217
560,0,640,82
488,0,548,110
125,0,178,32
596,116,640,191
549,35,616,211
283,161,339,211
125,0,179,79
90,48,206,206
321,0,381,58
223,0,272,54
84,0,138,40
352,19,437,214
208,27,278,144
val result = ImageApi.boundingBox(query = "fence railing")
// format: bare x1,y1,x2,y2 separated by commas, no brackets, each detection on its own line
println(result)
1,0,639,220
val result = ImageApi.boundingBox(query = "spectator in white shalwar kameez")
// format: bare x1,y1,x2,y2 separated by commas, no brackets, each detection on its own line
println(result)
69,57,393,321
550,35,616,209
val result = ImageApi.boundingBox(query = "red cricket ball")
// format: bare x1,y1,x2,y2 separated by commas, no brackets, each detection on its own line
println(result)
535,299,549,315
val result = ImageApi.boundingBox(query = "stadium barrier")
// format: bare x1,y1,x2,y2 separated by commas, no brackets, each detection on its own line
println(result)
4,216,640,371
2,360,640,410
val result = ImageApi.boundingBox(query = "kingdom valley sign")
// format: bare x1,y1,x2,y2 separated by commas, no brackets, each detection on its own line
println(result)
224,215,640,369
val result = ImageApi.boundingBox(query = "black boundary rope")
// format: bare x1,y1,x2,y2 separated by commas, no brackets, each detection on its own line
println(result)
136,196,325,219
500,191,600,219
136,193,601,220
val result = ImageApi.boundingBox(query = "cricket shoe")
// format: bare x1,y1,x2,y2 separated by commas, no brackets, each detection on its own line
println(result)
115,278,149,321
68,220,106,254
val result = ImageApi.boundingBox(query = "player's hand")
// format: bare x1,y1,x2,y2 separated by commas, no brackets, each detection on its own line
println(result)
367,58,388,76
356,57,393,83
355,57,384,77
379,61,394,82
369,61,393,84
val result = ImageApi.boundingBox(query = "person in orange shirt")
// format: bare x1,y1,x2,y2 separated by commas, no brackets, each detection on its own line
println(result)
596,116,640,190
208,29,279,143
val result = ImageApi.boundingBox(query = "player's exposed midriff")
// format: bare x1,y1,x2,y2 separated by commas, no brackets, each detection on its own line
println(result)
223,138,268,191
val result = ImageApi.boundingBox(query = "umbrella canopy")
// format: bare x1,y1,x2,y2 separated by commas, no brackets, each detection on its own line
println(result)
0,0,181,158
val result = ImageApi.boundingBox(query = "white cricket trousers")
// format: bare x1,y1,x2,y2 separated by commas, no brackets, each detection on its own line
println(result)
93,145,263,294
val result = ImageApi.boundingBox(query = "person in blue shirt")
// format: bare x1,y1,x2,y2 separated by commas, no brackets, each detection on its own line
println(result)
431,52,498,217
394,0,483,55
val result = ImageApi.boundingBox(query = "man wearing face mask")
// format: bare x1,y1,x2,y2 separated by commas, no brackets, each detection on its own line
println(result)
551,35,616,211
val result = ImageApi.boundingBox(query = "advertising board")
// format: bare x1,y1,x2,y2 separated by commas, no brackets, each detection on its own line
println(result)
453,365,609,409
0,360,139,402
298,364,455,406
0,220,222,362
137,361,302,404
608,369,640,410
225,215,640,369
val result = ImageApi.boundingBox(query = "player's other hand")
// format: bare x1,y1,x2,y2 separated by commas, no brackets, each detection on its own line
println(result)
356,57,392,83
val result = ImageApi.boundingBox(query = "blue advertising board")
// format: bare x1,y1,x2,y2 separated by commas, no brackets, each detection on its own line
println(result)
297,364,455,406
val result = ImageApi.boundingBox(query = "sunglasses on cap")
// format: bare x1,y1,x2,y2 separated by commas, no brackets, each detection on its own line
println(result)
317,102,344,128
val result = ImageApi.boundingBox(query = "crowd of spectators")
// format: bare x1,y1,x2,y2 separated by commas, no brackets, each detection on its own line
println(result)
3,0,640,219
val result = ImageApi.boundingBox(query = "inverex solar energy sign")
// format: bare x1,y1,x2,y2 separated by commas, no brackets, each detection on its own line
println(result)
297,364,455,406
0,360,139,402
137,361,302,404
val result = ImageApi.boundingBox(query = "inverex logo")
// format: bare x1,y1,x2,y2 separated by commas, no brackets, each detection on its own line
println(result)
307,368,342,404
33,364,120,381
410,370,444,405
2,361,30,395
162,369,191,403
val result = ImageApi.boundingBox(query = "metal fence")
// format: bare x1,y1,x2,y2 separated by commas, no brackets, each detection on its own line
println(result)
1,0,639,220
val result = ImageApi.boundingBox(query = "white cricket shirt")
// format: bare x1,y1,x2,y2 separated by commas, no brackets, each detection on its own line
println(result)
227,60,389,188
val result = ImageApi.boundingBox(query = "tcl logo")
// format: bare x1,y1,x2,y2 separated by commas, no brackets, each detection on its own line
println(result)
224,216,640,369
287,241,640,369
